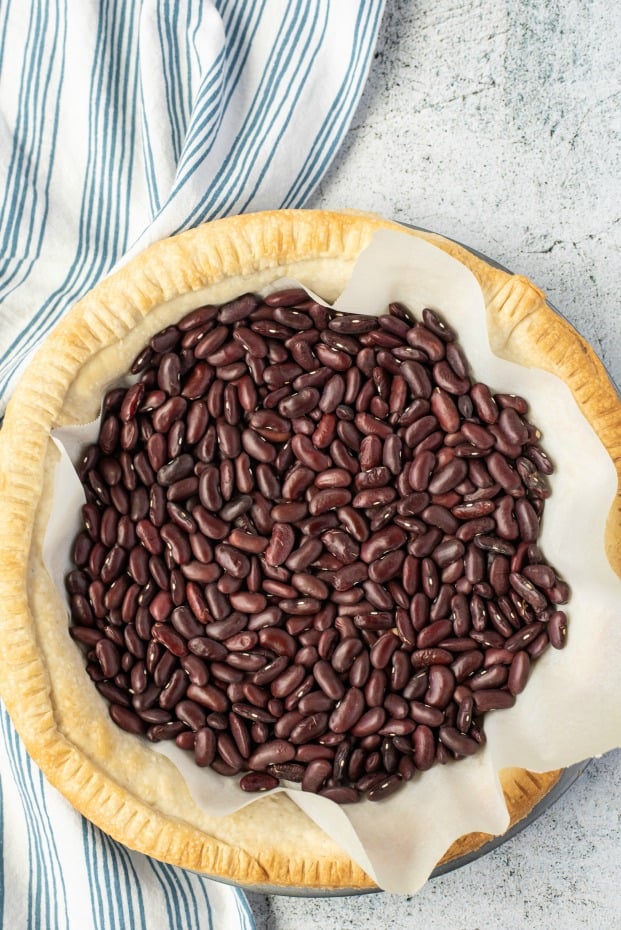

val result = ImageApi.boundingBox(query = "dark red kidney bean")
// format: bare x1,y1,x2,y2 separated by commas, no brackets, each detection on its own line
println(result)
326,438,356,475
181,361,214,400
100,545,127,585
273,709,303,739
268,664,306,699
456,517,497,543
318,530,358,566
486,452,521,494
193,326,229,362
407,448,436,491
214,731,244,771
472,690,516,712
430,387,460,432
350,707,389,744
355,465,391,492
469,665,509,692
281,464,314,499
439,726,479,757
420,557,439,600
288,434,330,472
174,698,207,730
120,383,146,423
308,488,351,516
368,549,405,584
225,628,257,655
318,373,345,413
240,772,278,792
329,688,365,734
248,740,296,771
469,382,499,423
178,654,208,687
460,422,495,450
184,683,228,714
524,443,554,475
428,459,468,495
456,693,474,734
95,639,121,678
527,631,550,659
360,526,406,564
381,434,401,475
354,611,393,631
424,665,455,708
278,387,320,419
157,352,181,396
405,322,444,360
413,725,436,770
238,427,275,463
148,483,167,527
400,670,427,702
300,758,331,793
548,610,568,649
149,326,180,354
411,645,453,669
169,606,202,640
547,579,570,605
212,543,249,579
399,359,432,398
227,591,266,614
160,522,191,565
514,498,540,542
156,669,187,710
498,406,529,445
289,573,328,600
507,651,531,694
193,727,217,767
297,689,334,714
417,619,453,650
109,704,145,735
431,360,469,395
390,650,412,692
149,621,186,656
311,412,337,449
289,712,329,745
330,637,363,674
495,495,519,540
366,772,403,802
262,287,309,308
264,523,296,567
363,580,393,611
509,572,547,611
327,314,376,334
369,632,400,670
278,598,322,617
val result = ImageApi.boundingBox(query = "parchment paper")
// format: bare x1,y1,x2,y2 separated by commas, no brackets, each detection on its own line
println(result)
44,231,621,893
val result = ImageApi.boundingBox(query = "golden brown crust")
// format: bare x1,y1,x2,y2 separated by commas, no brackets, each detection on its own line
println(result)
0,209,619,891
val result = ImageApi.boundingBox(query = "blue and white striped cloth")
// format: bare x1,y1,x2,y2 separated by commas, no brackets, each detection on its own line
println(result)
0,2,385,926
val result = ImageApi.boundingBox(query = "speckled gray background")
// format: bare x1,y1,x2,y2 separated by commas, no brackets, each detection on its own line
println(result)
244,0,620,926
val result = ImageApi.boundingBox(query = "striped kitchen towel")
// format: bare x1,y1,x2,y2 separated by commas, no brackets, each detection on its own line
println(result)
0,1,385,927
0,707,256,930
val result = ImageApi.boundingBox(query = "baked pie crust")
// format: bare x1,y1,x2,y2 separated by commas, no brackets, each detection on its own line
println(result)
0,209,619,891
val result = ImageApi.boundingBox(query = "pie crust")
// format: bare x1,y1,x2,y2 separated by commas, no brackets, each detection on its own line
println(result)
0,209,619,891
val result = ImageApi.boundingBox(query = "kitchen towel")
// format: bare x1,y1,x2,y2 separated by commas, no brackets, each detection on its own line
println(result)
0,1,385,926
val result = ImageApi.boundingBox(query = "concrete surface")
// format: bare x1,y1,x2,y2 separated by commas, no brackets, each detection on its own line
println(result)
246,0,621,926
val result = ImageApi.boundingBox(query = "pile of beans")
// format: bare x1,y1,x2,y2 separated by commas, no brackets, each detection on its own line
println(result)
66,287,569,803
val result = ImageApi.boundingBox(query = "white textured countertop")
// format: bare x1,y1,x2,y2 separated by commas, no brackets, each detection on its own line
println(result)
246,0,621,926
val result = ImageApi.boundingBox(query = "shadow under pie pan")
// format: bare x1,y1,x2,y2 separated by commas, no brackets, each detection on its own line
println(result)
0,210,619,894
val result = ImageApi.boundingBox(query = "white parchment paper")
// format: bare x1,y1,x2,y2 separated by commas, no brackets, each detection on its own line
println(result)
44,231,621,893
